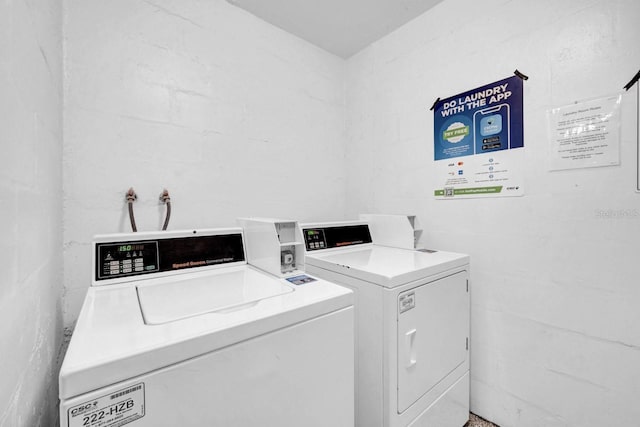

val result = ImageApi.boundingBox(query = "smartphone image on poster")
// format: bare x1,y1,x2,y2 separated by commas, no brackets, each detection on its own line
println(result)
473,104,510,154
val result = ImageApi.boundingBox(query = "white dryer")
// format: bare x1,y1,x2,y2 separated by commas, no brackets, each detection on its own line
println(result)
300,221,470,427
59,228,354,427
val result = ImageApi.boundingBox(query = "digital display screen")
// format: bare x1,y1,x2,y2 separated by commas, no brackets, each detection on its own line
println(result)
117,244,144,253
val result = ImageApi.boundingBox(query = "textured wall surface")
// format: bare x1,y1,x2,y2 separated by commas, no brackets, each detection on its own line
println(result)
0,0,64,426
345,0,640,426
63,0,347,325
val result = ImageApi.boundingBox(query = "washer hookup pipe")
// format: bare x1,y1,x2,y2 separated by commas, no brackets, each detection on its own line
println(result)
126,187,137,232
160,189,171,231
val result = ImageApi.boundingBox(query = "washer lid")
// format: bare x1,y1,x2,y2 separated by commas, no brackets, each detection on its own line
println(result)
306,245,469,288
137,268,294,324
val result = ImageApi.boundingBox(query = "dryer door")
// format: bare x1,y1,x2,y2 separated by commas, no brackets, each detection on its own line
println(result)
397,271,469,413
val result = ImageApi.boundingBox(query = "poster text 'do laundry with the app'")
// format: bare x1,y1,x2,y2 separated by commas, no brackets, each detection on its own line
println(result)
433,75,524,199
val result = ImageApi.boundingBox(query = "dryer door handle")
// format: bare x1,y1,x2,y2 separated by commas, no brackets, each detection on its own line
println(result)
405,328,417,368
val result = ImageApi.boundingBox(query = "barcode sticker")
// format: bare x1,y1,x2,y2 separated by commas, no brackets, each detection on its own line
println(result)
110,385,142,400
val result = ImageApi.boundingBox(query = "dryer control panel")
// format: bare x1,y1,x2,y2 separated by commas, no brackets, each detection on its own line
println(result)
95,233,245,281
302,224,372,251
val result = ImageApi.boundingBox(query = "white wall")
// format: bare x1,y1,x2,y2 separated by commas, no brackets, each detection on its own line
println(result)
63,0,347,325
0,0,64,426
345,0,640,426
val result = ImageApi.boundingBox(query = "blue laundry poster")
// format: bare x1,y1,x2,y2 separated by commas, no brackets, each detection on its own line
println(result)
433,76,524,198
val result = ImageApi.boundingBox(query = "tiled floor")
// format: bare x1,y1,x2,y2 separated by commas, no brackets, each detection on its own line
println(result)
465,413,499,427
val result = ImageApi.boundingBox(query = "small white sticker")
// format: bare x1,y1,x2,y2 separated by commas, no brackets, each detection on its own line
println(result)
399,292,415,313
68,383,145,427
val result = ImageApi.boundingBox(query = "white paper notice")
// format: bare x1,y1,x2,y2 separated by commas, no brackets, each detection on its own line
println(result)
548,94,621,170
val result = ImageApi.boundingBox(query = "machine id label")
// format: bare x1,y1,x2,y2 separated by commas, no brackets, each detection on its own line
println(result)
399,292,415,313
68,383,145,427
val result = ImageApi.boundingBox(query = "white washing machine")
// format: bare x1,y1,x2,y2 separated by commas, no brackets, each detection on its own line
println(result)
59,228,354,427
300,221,470,427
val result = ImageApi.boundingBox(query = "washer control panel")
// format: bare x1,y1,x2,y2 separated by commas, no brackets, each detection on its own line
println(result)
97,241,159,280
94,232,246,282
